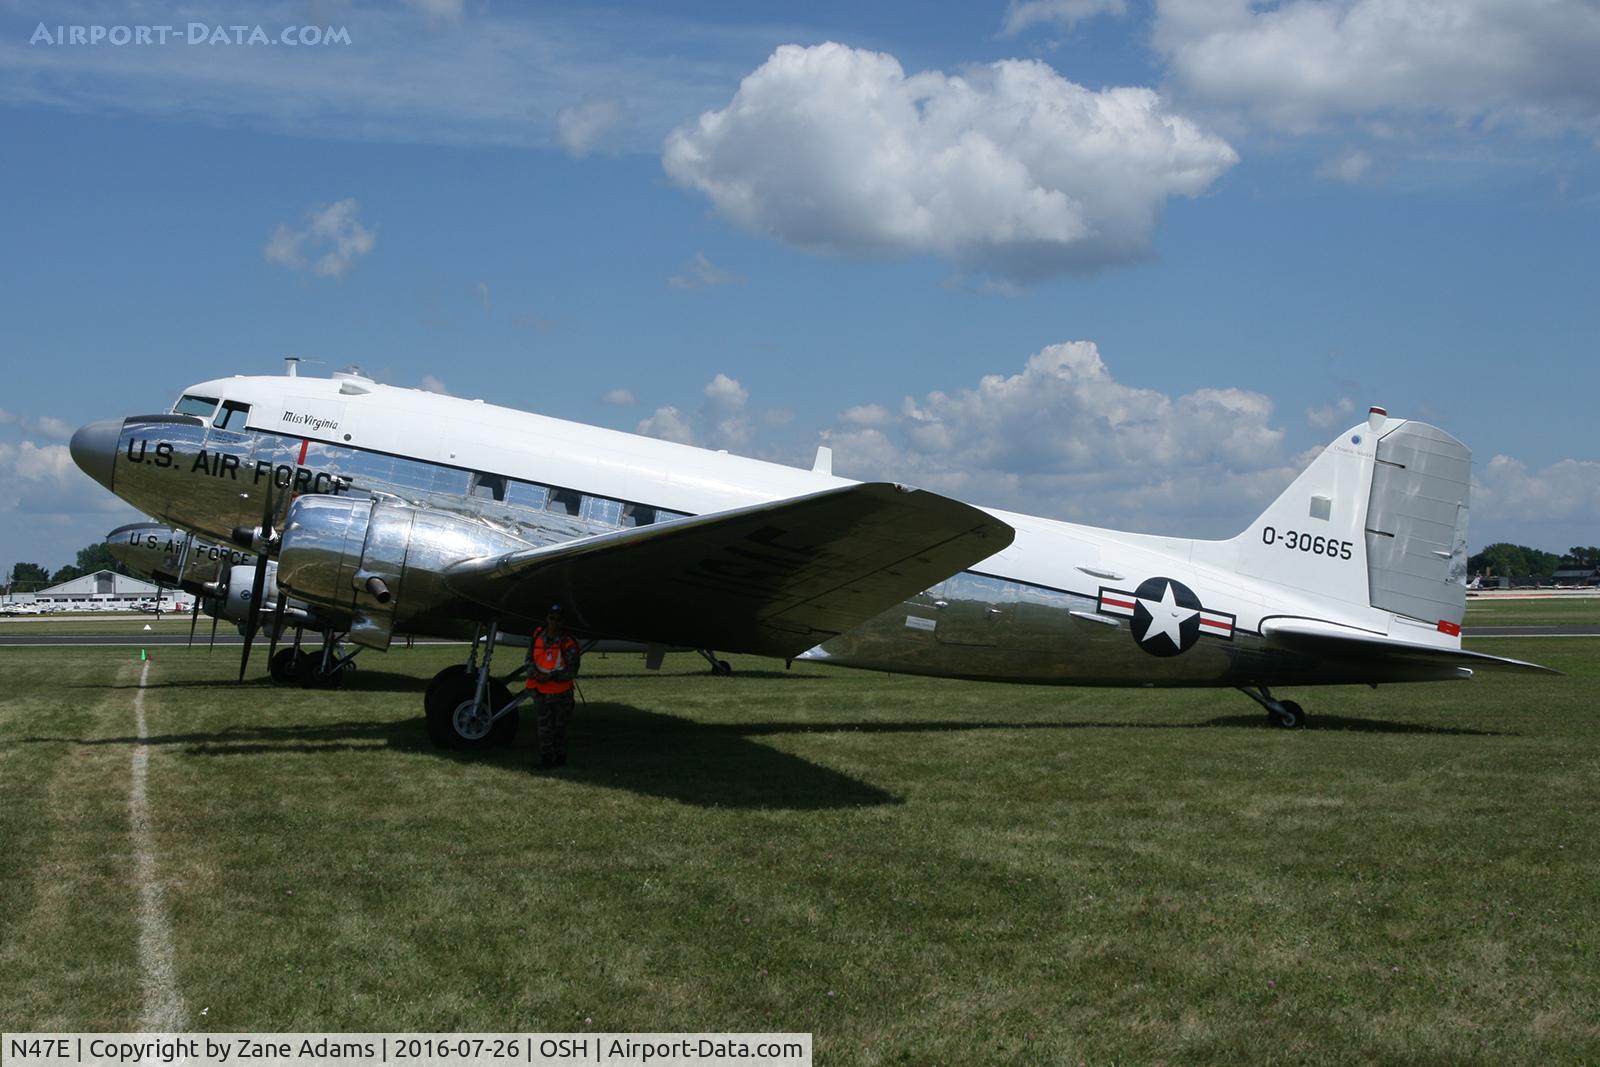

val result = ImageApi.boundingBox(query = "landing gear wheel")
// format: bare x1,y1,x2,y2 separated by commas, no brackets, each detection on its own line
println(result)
269,647,307,683
297,651,347,689
1271,700,1306,730
425,672,517,749
711,659,733,676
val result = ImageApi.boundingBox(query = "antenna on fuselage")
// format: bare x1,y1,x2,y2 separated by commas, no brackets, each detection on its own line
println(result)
284,356,325,378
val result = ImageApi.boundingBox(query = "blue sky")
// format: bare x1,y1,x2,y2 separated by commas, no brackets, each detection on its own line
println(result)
2,0,1598,574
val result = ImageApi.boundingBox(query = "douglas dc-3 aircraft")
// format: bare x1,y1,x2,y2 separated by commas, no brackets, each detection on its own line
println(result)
70,364,1548,747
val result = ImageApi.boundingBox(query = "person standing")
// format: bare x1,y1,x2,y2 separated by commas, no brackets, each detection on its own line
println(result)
528,604,581,767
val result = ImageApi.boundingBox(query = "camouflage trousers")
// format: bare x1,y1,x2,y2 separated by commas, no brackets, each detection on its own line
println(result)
534,690,575,767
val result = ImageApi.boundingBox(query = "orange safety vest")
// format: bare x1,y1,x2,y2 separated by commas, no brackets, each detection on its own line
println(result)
527,628,580,694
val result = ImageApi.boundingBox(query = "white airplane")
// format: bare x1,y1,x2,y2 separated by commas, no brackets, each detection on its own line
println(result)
69,364,1549,746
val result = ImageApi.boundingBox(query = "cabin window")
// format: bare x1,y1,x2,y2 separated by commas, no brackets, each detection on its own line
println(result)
212,400,251,430
621,503,657,528
547,488,582,517
582,496,624,526
505,481,549,510
657,509,691,523
470,473,507,501
173,394,219,418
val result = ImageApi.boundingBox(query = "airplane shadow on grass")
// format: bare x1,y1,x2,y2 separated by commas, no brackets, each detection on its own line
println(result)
16,701,899,811
15,700,1506,810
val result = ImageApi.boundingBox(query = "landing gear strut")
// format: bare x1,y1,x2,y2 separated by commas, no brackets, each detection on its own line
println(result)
268,628,360,688
425,623,520,749
1238,686,1306,729
697,648,733,676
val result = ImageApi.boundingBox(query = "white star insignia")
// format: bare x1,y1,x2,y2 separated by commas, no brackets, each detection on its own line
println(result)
1137,580,1198,650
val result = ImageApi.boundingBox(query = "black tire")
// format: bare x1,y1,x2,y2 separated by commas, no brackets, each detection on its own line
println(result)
712,659,733,676
425,672,517,750
1273,700,1306,730
269,647,305,683
297,651,346,689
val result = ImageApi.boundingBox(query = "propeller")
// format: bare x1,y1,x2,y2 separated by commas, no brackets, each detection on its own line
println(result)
188,591,202,647
207,558,225,653
238,479,278,681
267,579,289,667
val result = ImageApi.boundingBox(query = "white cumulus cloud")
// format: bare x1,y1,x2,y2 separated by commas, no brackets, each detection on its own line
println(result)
635,372,759,451
1001,0,1127,36
1306,397,1356,428
663,42,1238,283
265,199,377,279
668,252,746,290
603,388,636,406
637,405,695,446
557,96,627,157
821,341,1296,535
1154,0,1600,137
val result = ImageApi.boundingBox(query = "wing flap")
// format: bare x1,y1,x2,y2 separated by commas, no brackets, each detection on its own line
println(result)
445,482,1014,658
1261,617,1557,677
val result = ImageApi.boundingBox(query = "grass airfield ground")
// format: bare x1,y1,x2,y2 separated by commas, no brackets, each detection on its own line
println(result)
1,635,1597,1064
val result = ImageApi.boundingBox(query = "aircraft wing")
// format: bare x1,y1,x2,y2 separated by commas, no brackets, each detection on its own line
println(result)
1260,618,1558,678
444,482,1014,658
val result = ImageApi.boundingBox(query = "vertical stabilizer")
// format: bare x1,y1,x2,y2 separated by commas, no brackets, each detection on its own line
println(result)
1226,411,1471,631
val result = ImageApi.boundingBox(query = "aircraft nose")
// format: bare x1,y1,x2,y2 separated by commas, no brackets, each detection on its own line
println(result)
70,419,123,491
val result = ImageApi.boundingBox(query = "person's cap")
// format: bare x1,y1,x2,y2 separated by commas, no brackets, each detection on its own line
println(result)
547,604,564,617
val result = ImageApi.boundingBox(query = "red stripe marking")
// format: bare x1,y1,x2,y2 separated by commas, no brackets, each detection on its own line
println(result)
297,438,309,465
1102,597,1136,610
1199,619,1232,631
1437,620,1462,636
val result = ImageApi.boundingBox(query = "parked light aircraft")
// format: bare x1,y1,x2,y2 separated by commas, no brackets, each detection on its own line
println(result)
70,364,1549,746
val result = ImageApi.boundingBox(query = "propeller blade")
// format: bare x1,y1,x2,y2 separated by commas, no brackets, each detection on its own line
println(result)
208,556,226,654
239,555,269,681
238,480,276,682
188,594,201,647
267,584,288,664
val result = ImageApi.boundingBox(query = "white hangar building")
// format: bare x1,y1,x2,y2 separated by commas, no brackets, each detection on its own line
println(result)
33,570,183,610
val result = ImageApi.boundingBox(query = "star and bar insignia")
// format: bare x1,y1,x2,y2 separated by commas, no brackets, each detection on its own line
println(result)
1098,577,1235,657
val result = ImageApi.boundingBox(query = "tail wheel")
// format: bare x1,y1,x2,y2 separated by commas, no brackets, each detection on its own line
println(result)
1271,700,1306,730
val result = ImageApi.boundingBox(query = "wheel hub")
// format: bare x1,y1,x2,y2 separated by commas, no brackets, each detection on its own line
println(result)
452,699,493,741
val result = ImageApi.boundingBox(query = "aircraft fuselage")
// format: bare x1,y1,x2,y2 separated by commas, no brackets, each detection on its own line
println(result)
70,372,1479,689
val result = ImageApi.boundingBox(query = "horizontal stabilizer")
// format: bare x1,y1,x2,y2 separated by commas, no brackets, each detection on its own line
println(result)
445,482,1014,658
1261,617,1557,678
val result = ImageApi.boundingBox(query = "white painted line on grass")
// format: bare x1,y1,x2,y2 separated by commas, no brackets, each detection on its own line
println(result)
131,659,186,1031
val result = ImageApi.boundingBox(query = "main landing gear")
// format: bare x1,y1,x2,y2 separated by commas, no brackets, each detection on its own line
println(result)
696,648,733,676
268,627,362,687
1238,686,1306,730
424,623,522,749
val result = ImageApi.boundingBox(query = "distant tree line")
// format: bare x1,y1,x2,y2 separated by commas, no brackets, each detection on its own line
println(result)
4,539,1596,594
1469,544,1600,579
2,544,127,594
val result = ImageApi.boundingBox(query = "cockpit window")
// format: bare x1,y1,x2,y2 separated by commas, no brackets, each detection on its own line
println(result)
212,400,251,430
173,394,219,418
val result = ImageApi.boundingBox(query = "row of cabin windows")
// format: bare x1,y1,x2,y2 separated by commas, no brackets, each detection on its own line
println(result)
470,472,685,528
173,393,689,531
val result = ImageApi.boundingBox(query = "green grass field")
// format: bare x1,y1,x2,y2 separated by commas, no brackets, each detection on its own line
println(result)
1,638,1596,1063
1464,597,1600,627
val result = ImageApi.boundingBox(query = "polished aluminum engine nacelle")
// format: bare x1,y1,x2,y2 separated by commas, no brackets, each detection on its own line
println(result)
276,495,529,650
220,562,277,623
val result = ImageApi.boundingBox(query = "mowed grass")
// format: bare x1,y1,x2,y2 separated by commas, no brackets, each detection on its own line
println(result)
1465,596,1600,627
0,616,202,636
1,639,1597,1063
